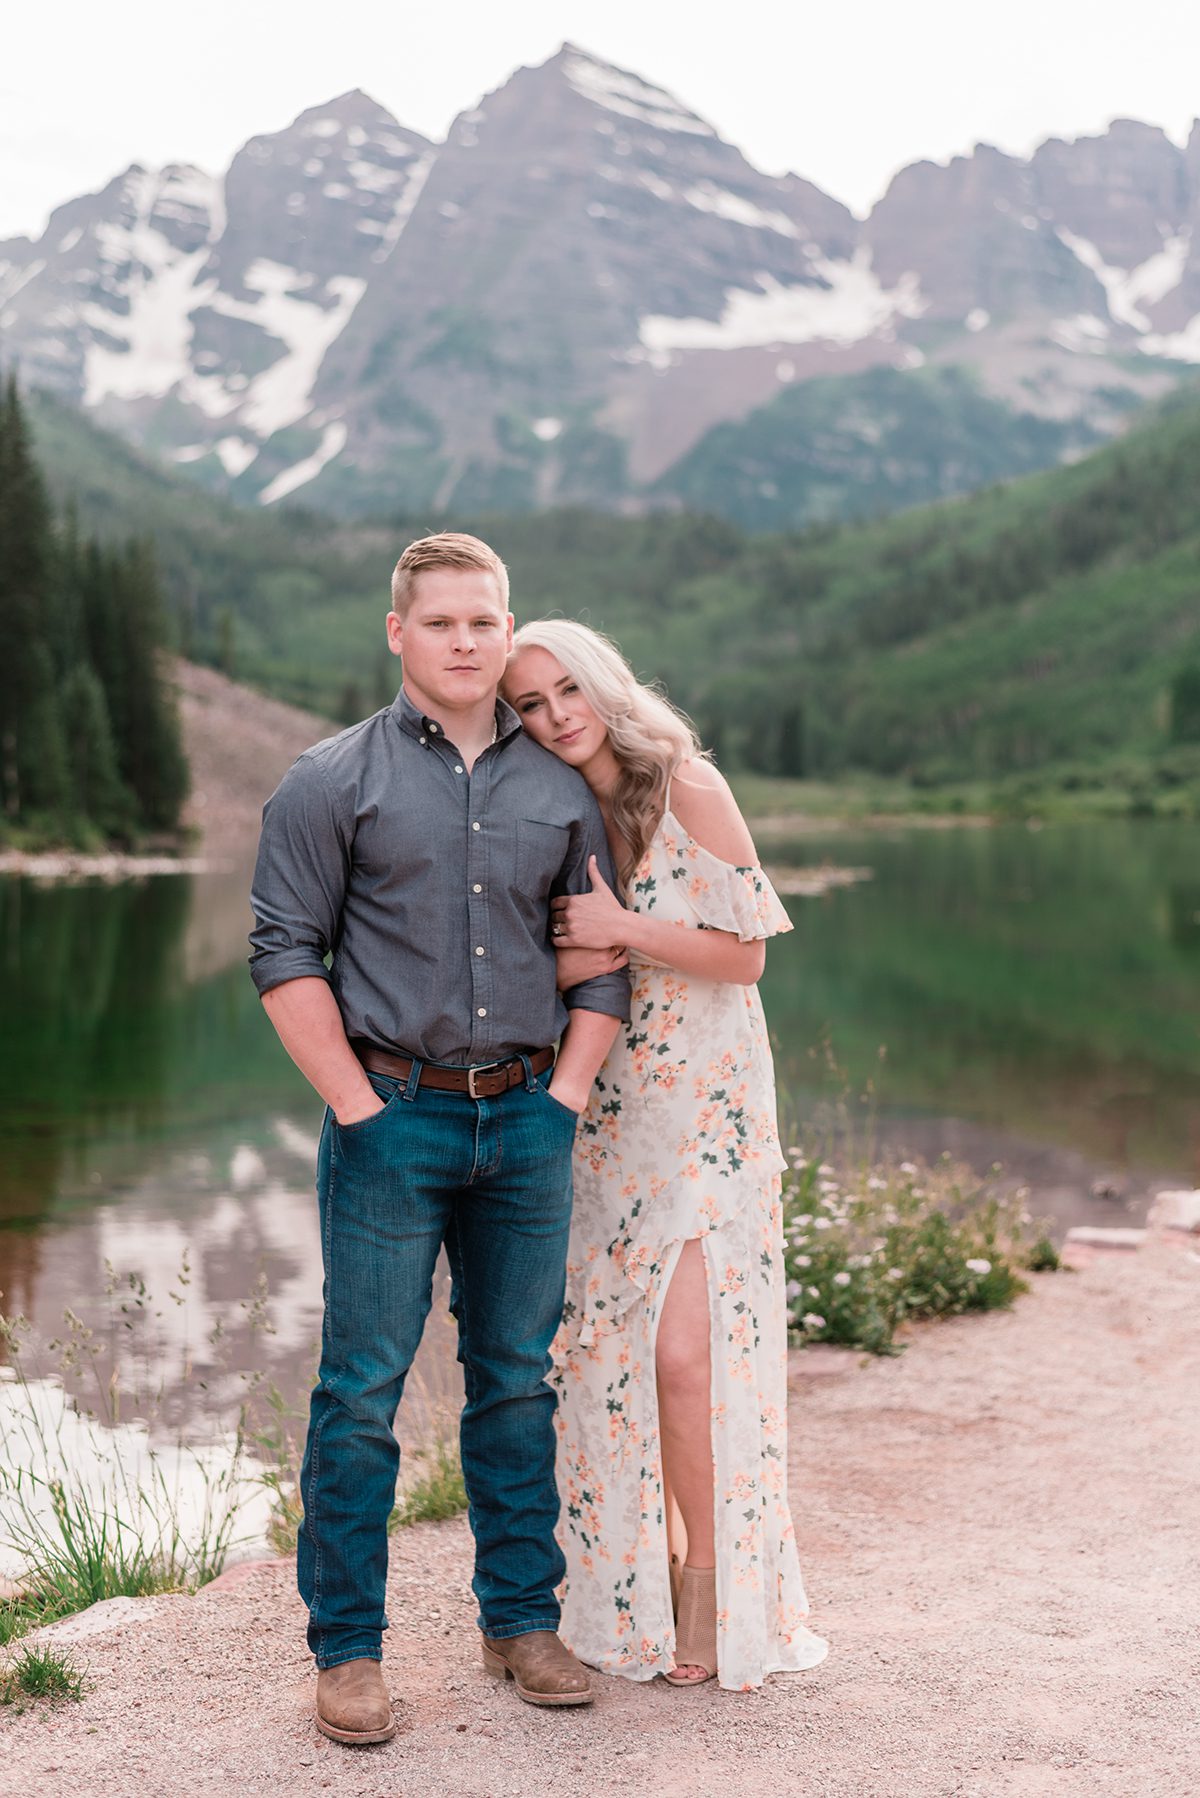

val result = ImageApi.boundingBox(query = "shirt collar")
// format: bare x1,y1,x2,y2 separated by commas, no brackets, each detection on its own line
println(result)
389,686,523,748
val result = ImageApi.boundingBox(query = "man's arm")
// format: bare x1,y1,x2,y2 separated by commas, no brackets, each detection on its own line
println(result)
548,1007,622,1115
555,785,632,1023
249,755,381,1124
261,977,383,1124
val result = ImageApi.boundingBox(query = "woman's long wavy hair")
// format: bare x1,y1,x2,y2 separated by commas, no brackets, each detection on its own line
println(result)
506,618,704,890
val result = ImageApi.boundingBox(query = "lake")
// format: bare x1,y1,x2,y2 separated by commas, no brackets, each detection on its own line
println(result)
1,820,1197,1440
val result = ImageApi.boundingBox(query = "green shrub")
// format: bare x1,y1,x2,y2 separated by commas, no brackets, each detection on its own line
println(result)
783,1155,1044,1355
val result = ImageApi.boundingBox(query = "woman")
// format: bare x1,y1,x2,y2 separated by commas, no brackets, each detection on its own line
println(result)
503,620,827,1692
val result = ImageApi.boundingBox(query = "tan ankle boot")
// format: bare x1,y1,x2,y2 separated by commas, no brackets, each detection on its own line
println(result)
665,1565,718,1686
315,1658,397,1743
480,1631,593,1706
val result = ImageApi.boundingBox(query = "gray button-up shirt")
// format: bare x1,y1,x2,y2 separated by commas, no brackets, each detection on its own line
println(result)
249,689,630,1062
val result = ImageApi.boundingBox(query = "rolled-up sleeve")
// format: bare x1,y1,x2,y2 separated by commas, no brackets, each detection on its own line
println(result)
249,754,351,997
556,788,632,1023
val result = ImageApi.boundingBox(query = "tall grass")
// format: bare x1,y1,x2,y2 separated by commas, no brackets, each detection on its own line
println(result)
0,1262,271,1645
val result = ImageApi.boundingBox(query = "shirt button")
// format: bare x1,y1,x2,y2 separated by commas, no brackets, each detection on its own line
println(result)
428,722,438,733
477,1007,487,1018
475,946,485,956
454,764,463,774
472,821,480,831
472,883,482,893
419,736,426,745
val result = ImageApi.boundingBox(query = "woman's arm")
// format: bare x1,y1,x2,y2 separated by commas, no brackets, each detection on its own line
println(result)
554,944,629,992
551,762,768,987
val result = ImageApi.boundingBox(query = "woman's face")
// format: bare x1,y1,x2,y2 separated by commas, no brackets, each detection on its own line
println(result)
505,645,610,770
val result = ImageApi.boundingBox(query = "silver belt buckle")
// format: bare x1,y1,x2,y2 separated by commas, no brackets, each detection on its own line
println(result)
466,1058,504,1099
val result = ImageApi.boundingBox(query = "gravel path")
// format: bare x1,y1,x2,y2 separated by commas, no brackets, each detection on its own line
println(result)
4,1232,1196,1798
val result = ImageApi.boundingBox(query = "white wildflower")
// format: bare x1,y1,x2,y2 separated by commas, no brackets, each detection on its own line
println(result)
867,1175,886,1191
813,1217,832,1231
807,1285,820,1298
785,1279,802,1300
833,1271,852,1287
887,1267,904,1281
818,1163,834,1176
795,1214,813,1227
795,1255,811,1268
801,1313,826,1331
818,1179,840,1195
965,1257,992,1276
900,1160,917,1175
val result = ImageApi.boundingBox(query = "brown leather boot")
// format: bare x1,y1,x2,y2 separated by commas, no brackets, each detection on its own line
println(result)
315,1657,397,1744
480,1630,593,1707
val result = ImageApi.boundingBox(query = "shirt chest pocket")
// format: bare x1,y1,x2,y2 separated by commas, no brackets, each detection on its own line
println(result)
515,818,571,900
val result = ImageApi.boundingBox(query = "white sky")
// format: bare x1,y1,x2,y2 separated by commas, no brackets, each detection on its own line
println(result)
3,0,1198,241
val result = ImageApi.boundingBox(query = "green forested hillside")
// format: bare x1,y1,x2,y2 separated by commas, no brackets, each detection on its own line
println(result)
25,384,1200,796
651,365,1114,531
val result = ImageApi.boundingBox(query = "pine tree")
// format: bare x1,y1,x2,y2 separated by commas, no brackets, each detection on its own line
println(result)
108,540,189,831
0,375,68,821
60,662,134,835
1168,663,1200,745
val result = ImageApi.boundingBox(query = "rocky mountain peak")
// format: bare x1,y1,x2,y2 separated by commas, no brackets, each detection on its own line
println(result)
4,58,1200,523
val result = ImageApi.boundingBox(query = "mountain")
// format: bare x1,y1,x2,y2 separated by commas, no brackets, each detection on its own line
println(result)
25,378,1200,806
5,51,1199,527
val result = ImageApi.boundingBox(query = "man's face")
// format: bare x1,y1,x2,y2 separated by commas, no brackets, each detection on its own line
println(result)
387,568,513,717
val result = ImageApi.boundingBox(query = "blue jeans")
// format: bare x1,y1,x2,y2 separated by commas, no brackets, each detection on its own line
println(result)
298,1062,579,1668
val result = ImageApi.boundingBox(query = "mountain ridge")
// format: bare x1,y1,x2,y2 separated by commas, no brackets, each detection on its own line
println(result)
3,44,1199,525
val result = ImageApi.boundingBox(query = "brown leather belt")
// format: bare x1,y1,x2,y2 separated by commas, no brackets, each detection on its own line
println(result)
351,1040,554,1099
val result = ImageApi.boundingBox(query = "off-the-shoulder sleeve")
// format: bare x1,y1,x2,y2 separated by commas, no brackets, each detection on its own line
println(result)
661,822,793,940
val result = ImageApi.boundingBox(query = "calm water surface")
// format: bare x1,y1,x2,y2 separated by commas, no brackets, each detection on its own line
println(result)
2,820,1196,1432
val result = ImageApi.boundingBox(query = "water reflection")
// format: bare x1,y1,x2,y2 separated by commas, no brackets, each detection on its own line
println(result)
1,819,1197,1443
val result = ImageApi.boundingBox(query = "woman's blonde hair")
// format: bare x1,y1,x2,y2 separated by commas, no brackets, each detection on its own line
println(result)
506,618,703,889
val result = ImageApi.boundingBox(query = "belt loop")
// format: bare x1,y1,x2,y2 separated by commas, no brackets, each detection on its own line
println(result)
520,1053,537,1092
401,1057,424,1102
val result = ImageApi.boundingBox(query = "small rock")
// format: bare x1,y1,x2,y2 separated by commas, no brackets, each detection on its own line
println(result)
1064,1226,1147,1250
1149,1189,1200,1234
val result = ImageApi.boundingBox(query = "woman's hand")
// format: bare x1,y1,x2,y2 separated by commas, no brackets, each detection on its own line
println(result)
551,856,629,951
554,944,629,992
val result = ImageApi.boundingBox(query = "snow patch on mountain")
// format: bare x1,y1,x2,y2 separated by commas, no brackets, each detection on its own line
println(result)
682,183,798,239
1140,313,1200,362
563,50,714,137
0,258,45,312
258,419,348,503
84,243,213,404
1050,314,1110,353
216,436,258,477
81,167,225,406
193,261,366,436
1056,226,1190,332
638,251,926,355
366,150,436,262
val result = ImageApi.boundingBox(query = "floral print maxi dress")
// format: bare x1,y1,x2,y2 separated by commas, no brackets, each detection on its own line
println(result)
551,809,829,1691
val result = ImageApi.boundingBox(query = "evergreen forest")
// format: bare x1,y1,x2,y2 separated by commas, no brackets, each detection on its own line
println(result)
0,378,187,847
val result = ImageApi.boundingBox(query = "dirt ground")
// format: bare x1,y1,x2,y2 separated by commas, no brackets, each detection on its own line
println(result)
4,1229,1196,1798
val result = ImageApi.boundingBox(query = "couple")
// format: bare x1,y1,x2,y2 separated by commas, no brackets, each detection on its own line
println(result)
249,532,827,1746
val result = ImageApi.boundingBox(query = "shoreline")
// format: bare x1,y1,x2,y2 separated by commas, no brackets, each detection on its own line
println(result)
5,1221,1197,1795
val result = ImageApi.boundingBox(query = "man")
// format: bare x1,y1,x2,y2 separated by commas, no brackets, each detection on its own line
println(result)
249,532,629,1744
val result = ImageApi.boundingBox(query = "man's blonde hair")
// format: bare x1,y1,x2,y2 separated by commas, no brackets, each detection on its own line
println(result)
390,532,510,617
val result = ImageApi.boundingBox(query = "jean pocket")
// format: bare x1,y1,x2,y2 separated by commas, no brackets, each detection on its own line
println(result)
538,1076,582,1123
333,1074,402,1137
